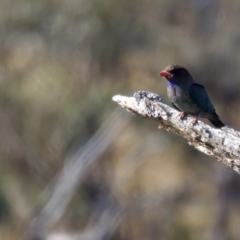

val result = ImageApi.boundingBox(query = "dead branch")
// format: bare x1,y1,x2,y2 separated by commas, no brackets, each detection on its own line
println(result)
26,109,131,240
112,91,240,174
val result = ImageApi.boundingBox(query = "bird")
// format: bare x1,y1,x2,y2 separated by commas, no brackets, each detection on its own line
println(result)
158,65,225,128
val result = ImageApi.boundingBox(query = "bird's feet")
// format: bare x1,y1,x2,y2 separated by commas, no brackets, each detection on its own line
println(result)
178,112,199,125
190,116,199,125
178,111,187,119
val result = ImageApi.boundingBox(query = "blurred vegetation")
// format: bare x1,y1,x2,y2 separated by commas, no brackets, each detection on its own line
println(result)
0,0,240,240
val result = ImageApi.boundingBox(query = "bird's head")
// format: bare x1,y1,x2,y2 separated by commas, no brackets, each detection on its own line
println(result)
158,65,191,82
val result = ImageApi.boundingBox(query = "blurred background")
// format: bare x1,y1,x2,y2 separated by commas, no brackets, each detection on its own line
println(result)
0,0,240,239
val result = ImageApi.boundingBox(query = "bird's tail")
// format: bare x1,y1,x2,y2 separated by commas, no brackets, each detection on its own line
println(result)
209,114,225,128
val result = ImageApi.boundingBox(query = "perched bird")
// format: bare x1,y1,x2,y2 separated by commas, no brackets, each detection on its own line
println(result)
158,65,225,128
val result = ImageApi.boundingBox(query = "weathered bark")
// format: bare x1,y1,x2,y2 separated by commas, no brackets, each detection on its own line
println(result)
112,91,240,174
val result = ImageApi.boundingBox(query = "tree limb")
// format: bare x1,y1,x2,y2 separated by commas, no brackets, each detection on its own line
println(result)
26,109,131,240
112,91,240,174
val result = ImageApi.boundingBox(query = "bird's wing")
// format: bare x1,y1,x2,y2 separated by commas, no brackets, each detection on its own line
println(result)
189,83,215,113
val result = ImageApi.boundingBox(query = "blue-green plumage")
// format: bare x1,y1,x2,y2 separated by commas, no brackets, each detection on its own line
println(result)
159,65,224,128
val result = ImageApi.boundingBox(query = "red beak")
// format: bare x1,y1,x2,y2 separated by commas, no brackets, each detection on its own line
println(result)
158,70,172,77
